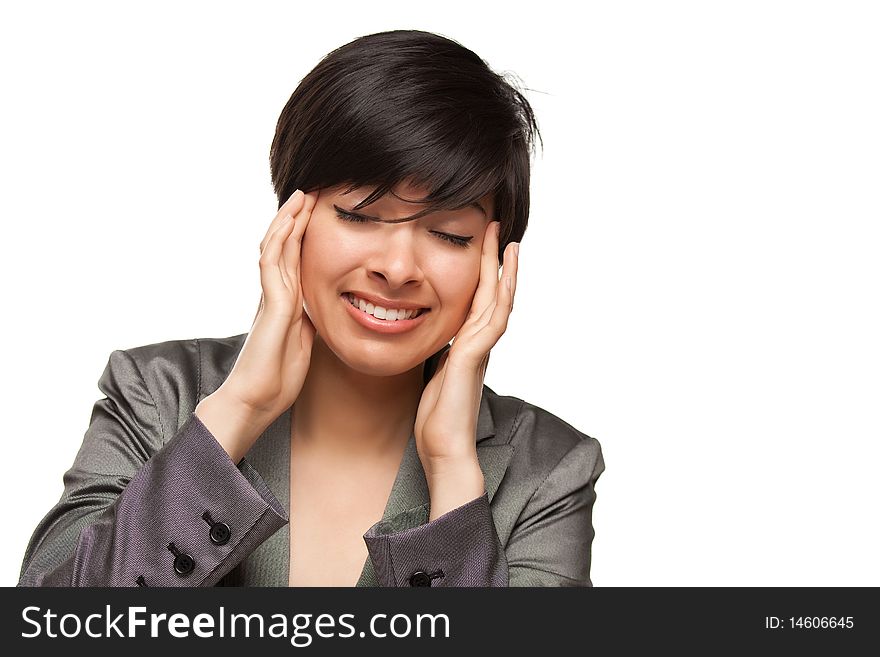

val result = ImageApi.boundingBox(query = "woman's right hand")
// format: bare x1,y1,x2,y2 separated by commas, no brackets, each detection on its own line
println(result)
215,189,318,420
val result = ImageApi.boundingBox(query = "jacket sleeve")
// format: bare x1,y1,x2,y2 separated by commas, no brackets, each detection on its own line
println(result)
505,437,605,586
362,435,604,587
363,491,507,587
18,349,288,587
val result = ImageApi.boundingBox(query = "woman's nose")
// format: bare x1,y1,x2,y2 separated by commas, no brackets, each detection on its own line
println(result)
366,228,425,288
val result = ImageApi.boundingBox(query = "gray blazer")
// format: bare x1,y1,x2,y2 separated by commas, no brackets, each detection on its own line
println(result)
18,333,605,587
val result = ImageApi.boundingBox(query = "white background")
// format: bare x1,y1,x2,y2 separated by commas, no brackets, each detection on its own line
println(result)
2,1,877,586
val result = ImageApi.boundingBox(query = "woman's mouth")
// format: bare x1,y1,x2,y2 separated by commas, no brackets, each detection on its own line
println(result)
341,292,430,334
344,292,426,320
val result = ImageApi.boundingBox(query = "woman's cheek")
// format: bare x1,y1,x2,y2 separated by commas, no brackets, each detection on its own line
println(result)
443,278,480,324
444,255,481,301
301,222,351,274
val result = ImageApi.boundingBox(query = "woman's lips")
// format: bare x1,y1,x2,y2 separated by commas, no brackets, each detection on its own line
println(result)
341,293,430,335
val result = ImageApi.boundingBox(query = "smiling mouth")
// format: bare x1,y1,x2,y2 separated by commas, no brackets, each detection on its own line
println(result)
342,292,429,321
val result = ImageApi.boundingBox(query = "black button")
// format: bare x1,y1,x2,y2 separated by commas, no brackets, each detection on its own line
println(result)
174,553,195,576
209,522,231,545
409,571,432,587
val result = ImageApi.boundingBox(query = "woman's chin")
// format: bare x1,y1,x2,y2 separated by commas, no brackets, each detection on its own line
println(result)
332,346,429,378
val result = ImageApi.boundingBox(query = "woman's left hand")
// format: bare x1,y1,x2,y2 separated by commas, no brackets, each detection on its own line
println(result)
414,220,519,481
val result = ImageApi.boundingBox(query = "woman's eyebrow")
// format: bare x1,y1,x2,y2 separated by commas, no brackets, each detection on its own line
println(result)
342,201,487,224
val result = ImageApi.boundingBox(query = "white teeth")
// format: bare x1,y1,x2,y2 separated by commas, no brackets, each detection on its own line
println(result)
346,293,422,321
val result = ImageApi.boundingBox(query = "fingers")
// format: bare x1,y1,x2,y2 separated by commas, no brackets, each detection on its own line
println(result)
259,212,298,307
447,222,519,367
486,240,519,333
260,190,305,254
281,190,317,285
470,221,501,317
507,242,519,309
475,236,518,330
258,190,317,309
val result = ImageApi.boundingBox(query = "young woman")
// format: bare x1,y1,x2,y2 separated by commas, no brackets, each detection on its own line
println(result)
19,29,605,587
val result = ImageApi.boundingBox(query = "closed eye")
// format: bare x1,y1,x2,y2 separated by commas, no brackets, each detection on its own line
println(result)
333,206,473,248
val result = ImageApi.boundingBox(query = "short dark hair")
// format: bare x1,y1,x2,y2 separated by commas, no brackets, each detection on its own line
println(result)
269,29,542,265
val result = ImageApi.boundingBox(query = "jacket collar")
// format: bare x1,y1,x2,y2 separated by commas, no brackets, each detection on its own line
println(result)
202,336,513,587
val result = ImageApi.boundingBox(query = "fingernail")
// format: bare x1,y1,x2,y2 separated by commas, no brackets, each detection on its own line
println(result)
291,189,303,201
514,243,519,256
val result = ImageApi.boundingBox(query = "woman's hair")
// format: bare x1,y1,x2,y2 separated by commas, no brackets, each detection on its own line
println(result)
269,29,542,265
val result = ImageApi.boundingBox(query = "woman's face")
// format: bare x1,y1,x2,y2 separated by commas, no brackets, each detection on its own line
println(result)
300,180,494,377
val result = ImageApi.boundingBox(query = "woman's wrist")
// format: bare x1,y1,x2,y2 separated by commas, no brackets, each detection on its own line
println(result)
194,389,278,464
425,458,486,522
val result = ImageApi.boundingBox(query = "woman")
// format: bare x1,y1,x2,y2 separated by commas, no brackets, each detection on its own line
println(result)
18,29,604,587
